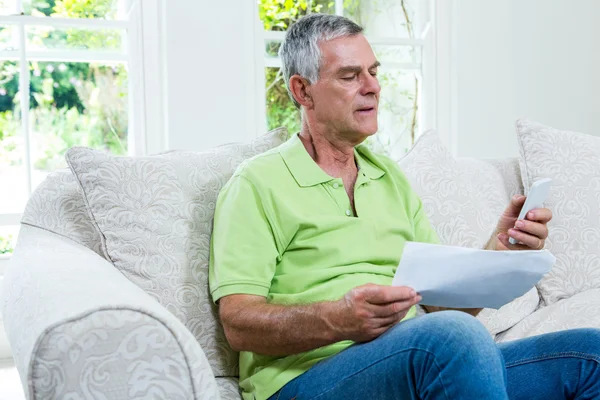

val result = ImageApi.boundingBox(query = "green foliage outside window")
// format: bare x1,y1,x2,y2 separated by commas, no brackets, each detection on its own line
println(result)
0,231,16,255
0,0,126,254
0,0,128,171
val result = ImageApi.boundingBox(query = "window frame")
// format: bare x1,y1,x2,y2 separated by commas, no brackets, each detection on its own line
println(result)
0,0,166,263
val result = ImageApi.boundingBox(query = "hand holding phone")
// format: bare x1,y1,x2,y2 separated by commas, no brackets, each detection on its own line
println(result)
509,178,552,245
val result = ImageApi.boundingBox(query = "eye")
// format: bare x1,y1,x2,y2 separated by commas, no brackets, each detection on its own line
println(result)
342,75,356,81
370,71,378,77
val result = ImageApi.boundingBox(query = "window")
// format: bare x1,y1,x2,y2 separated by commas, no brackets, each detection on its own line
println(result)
257,0,434,159
0,0,145,256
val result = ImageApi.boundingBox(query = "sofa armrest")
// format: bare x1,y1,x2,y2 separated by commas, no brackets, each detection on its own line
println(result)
1,225,220,400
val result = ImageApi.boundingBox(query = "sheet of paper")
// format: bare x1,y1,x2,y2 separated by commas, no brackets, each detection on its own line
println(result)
392,242,556,309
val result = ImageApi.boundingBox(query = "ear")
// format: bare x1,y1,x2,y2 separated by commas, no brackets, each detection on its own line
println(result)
289,75,314,109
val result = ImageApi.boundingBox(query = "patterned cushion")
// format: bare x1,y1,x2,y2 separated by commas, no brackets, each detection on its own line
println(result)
516,119,600,305
21,169,104,257
497,288,600,342
65,127,288,377
398,131,539,336
217,377,242,400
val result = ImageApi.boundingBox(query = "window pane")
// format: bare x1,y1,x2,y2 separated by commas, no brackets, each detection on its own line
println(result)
0,61,28,214
0,225,20,255
258,0,333,31
265,40,281,58
0,25,18,53
26,25,125,52
22,0,127,20
265,67,298,134
372,44,421,65
29,61,128,188
345,0,431,39
368,68,420,159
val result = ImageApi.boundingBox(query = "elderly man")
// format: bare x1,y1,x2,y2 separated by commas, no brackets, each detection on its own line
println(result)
209,13,600,400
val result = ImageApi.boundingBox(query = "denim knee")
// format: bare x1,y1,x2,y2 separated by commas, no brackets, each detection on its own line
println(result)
399,310,508,393
413,310,502,361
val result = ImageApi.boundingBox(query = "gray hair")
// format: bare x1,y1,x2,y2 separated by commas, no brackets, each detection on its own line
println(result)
279,13,364,108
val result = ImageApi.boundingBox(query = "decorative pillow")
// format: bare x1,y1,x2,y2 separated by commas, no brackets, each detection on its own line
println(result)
398,130,540,336
516,119,600,305
65,127,288,377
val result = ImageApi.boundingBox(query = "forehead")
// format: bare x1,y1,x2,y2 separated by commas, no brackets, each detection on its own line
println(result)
318,35,377,72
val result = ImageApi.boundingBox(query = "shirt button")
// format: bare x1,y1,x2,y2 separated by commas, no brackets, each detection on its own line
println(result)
345,209,352,216
332,182,340,189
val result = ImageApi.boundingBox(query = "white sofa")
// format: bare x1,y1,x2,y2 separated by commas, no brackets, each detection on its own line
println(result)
2,119,600,399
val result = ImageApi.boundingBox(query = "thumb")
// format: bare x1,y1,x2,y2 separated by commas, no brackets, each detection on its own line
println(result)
503,195,527,218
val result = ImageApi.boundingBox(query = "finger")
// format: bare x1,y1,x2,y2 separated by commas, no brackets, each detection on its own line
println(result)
507,228,545,250
497,232,531,251
513,219,548,240
373,311,408,326
363,285,417,305
503,195,527,219
524,208,553,224
367,295,422,317
511,194,527,208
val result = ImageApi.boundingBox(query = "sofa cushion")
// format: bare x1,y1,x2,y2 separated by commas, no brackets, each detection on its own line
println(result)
496,288,600,342
21,169,104,257
65,127,288,377
516,119,600,305
398,131,539,336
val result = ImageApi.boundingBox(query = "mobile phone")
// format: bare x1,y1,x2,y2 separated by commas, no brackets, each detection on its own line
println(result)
509,178,552,245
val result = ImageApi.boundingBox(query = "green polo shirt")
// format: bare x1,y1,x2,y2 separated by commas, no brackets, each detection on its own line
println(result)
209,133,439,400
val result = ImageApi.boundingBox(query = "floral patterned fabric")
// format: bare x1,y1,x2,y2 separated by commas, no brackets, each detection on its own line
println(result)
516,119,600,305
20,168,104,257
64,128,287,377
397,131,539,336
498,288,600,342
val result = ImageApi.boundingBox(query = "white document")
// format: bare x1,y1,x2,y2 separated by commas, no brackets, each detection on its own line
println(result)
392,242,556,309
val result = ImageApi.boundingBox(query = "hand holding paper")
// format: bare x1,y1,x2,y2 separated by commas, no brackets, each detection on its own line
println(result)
392,242,555,309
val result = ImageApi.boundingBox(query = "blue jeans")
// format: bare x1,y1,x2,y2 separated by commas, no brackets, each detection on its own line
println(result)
269,311,600,399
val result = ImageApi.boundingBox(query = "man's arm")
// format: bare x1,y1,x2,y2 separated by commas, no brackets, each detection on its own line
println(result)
218,284,421,356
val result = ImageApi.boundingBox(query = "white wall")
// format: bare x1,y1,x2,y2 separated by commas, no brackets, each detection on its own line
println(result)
162,0,263,152
452,0,600,158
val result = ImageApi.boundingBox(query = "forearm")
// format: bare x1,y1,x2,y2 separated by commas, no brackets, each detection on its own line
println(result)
222,300,341,356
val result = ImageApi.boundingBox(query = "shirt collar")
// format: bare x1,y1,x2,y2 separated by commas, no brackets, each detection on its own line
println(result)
280,134,385,187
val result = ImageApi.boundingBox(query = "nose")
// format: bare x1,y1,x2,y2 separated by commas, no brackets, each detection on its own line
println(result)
360,71,381,97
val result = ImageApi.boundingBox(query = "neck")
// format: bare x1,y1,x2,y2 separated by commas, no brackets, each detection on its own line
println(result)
298,119,358,178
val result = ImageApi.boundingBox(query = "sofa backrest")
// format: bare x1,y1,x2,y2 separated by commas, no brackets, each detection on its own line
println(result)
398,131,524,249
21,169,105,258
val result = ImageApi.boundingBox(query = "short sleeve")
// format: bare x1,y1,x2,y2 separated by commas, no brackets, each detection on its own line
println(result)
209,175,279,303
413,196,441,245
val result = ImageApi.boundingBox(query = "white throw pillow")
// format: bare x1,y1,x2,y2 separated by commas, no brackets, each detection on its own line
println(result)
516,119,600,305
398,130,539,336
65,127,288,377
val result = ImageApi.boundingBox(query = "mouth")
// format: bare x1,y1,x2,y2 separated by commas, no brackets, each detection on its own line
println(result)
356,107,376,115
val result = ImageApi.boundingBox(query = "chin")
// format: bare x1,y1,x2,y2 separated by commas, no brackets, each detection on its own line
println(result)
360,123,379,136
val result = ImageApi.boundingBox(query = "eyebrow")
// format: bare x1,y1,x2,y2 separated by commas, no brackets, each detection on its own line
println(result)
337,61,381,75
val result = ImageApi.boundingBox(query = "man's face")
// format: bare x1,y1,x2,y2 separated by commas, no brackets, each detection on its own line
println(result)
308,34,381,141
